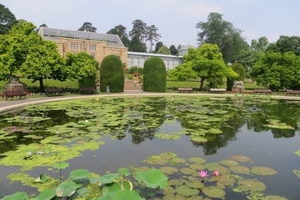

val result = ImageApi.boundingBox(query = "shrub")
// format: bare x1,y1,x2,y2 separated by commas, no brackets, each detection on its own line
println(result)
143,57,166,92
100,55,124,93
231,63,245,81
129,66,144,74
79,77,96,89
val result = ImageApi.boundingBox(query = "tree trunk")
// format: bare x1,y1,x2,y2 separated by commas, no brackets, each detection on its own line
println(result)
200,78,205,90
39,77,45,93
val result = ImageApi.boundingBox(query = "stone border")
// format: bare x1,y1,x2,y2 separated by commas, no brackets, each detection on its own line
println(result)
0,92,300,114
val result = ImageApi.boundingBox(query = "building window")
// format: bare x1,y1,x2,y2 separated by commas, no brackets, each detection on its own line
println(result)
89,45,96,51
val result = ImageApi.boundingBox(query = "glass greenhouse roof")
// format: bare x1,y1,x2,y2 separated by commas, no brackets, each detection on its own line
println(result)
38,27,124,47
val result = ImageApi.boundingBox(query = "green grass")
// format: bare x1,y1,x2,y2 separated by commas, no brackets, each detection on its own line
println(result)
0,79,79,89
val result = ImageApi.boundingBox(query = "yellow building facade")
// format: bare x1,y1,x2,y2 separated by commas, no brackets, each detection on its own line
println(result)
38,27,128,66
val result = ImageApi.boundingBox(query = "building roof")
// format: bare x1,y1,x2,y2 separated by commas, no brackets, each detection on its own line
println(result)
128,51,182,59
38,27,125,47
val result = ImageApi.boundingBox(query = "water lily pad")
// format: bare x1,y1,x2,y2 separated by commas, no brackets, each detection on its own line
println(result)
1,191,28,200
118,168,131,176
171,157,186,164
293,169,300,179
180,168,195,175
251,166,277,175
202,186,225,198
176,185,199,197
159,166,179,175
168,179,181,186
229,165,251,174
190,136,208,144
188,157,206,164
231,155,251,162
208,128,223,134
185,180,204,189
188,163,205,170
237,179,266,192
294,150,300,157
209,175,236,186
135,168,168,189
69,169,90,180
220,159,239,166
262,195,288,200
56,181,82,197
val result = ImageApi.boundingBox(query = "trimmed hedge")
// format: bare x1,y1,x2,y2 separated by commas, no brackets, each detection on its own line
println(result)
232,63,245,81
100,55,124,93
143,57,166,92
79,77,96,89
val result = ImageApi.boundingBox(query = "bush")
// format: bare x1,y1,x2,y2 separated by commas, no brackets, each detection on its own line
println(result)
232,63,245,81
79,77,96,89
143,57,166,92
128,66,144,74
100,55,124,93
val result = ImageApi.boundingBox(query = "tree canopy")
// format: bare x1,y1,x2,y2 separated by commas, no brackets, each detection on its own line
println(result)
78,22,97,32
251,51,300,90
266,35,300,56
169,45,178,55
196,12,248,64
157,45,171,55
0,4,17,34
183,43,238,89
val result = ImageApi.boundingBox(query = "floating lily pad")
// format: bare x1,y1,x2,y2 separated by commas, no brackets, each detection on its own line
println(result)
135,168,168,189
185,180,204,189
190,136,208,144
237,179,266,192
262,195,288,200
220,159,239,166
209,175,236,186
168,179,181,186
159,166,179,175
171,157,186,164
180,168,195,175
231,155,251,162
251,166,277,175
188,163,205,170
294,150,300,157
229,165,251,174
188,157,206,164
208,128,223,134
293,169,300,179
176,185,199,197
202,186,225,198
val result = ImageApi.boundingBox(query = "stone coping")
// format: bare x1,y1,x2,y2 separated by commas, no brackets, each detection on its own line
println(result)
1,92,300,114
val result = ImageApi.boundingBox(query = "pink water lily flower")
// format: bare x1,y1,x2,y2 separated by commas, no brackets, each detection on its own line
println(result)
213,170,220,177
198,170,209,178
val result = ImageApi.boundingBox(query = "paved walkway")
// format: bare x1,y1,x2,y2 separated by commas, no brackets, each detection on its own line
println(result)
1,90,300,114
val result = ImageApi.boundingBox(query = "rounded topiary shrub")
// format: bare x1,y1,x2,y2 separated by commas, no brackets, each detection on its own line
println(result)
100,55,124,93
231,63,245,81
143,57,166,92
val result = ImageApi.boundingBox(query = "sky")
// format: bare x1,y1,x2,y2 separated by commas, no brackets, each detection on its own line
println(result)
2,0,300,49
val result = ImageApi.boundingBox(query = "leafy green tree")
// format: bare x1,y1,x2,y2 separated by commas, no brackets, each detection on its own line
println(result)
0,20,38,80
196,12,248,63
128,66,143,74
231,63,245,81
154,41,163,53
107,24,129,47
167,63,197,81
0,4,17,34
65,52,98,82
157,45,171,55
129,19,147,43
169,45,178,55
20,40,67,92
100,55,124,93
78,22,97,32
143,57,166,92
266,35,300,56
251,51,300,90
128,36,146,52
184,43,238,89
145,25,161,52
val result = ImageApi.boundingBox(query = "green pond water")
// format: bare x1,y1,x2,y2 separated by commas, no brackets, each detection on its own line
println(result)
0,96,300,200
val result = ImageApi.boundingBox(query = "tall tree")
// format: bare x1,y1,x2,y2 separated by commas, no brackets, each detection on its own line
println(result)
0,4,17,34
266,35,300,56
145,25,161,52
155,41,163,53
36,23,48,32
78,22,97,32
251,51,300,90
184,43,238,89
128,36,146,52
129,19,147,43
157,45,171,55
169,45,178,55
196,12,248,64
107,24,129,47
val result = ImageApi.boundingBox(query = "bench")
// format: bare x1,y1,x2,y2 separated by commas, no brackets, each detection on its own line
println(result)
178,88,193,93
253,89,272,94
44,88,63,96
286,90,300,96
3,90,27,100
79,87,96,94
210,88,226,93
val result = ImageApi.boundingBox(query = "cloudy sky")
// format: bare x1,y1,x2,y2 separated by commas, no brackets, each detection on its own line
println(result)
2,0,300,48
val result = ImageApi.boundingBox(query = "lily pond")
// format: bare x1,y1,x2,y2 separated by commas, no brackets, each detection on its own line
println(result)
0,95,300,200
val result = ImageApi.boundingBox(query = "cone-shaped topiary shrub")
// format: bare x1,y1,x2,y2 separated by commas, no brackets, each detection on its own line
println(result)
143,57,166,92
232,63,245,81
100,55,124,93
